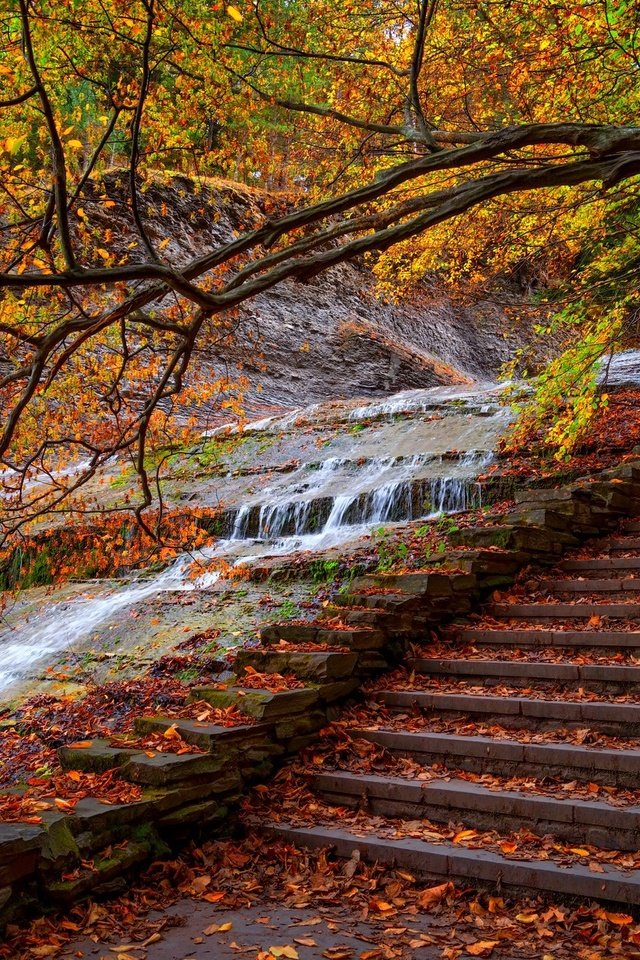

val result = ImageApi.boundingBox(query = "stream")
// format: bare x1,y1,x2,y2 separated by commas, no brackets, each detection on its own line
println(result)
1,350,638,697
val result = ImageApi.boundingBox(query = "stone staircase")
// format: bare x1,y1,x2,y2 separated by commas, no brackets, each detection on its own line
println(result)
4,460,640,925
256,517,640,906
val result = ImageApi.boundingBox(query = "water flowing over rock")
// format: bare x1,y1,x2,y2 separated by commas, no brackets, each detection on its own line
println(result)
0,381,512,695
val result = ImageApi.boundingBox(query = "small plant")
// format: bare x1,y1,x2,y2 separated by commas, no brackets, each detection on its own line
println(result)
374,528,409,572
278,598,301,619
424,538,447,563
435,515,460,534
348,423,365,434
32,763,54,779
176,666,199,683
20,549,53,588
309,558,340,583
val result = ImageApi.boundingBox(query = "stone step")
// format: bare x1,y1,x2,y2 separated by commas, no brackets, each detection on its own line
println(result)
408,657,640,690
265,822,640,905
373,689,640,733
608,537,640,552
261,621,385,650
490,602,640,619
133,717,277,752
449,626,640,649
58,739,232,787
351,728,640,788
189,685,321,719
234,648,358,681
314,771,640,849
560,558,640,572
351,571,479,595
541,579,640,593
318,605,443,637
332,591,414,610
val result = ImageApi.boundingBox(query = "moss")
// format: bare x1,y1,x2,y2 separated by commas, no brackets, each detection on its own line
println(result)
130,823,171,859
41,819,80,862
19,549,54,588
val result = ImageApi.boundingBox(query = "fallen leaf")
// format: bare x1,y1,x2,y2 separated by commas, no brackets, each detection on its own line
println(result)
418,881,453,908
204,922,233,935
467,942,499,957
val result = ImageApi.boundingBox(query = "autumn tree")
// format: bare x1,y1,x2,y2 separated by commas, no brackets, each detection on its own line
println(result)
1,0,639,541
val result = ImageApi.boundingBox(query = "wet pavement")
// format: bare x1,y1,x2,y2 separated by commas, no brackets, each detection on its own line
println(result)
60,900,445,960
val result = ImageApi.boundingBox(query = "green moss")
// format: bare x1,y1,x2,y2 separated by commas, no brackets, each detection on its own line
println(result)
41,819,80,862
130,823,171,859
19,549,53,588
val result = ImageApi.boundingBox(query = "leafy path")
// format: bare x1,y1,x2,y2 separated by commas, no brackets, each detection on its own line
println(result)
247,517,640,921
6,479,640,957
9,835,640,960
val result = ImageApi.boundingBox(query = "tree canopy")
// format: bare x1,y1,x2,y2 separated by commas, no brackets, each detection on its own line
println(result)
1,0,639,539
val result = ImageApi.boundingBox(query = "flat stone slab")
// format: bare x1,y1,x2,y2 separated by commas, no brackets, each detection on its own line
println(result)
542,579,640,592
266,822,640,904
58,741,139,774
314,771,640,840
561,558,640,570
409,658,640,685
451,626,640,647
134,717,274,751
376,690,640,725
354,729,640,781
260,622,384,649
189,686,320,719
0,822,44,885
609,537,640,550
410,658,581,681
234,648,358,681
59,739,230,786
490,602,640,618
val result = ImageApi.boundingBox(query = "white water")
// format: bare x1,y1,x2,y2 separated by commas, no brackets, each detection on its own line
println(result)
0,555,222,691
0,382,508,694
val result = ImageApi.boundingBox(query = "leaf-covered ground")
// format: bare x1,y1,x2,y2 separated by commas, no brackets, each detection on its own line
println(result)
4,832,640,960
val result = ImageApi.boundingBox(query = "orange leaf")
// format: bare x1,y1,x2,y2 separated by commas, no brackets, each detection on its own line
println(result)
369,899,394,913
418,881,453,908
453,829,478,843
467,942,499,957
605,911,633,926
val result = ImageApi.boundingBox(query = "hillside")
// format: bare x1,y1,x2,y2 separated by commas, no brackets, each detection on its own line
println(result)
81,172,536,414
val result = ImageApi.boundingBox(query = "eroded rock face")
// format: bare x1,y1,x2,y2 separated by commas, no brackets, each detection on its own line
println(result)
83,173,536,409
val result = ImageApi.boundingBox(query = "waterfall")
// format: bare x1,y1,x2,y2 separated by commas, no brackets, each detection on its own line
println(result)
221,450,493,543
0,382,510,696
0,556,221,692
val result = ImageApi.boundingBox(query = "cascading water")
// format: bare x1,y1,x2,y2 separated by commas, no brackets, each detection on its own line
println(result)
0,381,511,696
222,449,494,544
0,554,222,692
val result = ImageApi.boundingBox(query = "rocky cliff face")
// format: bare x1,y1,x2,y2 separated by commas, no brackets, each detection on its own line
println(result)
85,172,535,412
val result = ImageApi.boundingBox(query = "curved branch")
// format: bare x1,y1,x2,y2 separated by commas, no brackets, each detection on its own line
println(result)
0,86,38,108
